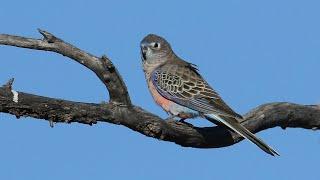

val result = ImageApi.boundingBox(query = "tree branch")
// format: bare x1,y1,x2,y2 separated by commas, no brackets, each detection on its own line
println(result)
0,29,131,105
0,30,319,149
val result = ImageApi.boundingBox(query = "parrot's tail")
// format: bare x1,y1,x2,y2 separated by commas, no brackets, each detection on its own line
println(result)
205,114,279,156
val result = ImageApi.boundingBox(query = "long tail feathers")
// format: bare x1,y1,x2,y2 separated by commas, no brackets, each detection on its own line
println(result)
205,114,279,156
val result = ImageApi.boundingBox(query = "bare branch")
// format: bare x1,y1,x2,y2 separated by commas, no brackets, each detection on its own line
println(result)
0,85,319,148
0,30,131,105
0,30,319,150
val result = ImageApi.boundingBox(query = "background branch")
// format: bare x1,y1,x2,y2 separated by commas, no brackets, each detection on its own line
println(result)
0,30,319,149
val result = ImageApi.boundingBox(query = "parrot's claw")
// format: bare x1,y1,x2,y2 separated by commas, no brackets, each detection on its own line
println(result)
165,116,191,126
164,116,176,122
178,118,186,123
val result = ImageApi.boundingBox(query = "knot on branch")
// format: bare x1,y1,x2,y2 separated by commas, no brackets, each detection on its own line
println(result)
143,122,163,139
101,55,115,72
280,110,294,130
100,55,116,84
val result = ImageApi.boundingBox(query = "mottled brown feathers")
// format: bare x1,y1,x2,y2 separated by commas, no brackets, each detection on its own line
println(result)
153,59,242,119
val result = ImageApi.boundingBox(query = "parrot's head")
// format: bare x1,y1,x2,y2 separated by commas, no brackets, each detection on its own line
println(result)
140,34,174,65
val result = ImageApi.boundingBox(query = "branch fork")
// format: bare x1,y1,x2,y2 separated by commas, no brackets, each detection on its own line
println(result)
0,30,319,150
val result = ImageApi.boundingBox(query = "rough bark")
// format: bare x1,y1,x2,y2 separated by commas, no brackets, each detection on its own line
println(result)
0,30,319,149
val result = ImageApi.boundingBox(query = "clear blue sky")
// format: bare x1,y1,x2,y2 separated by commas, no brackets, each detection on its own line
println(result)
1,0,320,179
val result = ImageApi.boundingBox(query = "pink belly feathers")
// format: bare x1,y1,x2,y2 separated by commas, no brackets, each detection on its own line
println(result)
148,80,171,113
147,79,199,119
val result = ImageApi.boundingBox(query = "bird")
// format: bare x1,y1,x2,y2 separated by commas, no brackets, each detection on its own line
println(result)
140,34,279,156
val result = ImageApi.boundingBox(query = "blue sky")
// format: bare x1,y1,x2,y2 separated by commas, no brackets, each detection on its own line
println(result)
1,0,320,179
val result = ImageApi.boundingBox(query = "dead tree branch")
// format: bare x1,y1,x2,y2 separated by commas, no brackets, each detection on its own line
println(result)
0,30,319,149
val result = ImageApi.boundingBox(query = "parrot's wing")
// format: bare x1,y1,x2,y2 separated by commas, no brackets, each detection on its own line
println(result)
151,63,242,119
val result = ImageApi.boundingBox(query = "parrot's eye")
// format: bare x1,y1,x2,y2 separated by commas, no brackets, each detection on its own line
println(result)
151,42,160,49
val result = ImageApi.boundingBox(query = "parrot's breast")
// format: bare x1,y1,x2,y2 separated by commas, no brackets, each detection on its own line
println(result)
148,79,171,112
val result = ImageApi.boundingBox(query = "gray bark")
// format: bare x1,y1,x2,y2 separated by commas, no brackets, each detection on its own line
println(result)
0,30,319,148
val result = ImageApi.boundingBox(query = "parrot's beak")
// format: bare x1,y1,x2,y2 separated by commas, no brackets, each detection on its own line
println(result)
140,43,148,61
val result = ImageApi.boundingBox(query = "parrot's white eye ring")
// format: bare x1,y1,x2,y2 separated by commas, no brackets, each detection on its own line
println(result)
151,42,160,49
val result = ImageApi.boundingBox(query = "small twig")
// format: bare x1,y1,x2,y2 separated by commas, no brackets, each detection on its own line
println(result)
38,29,58,43
3,78,14,90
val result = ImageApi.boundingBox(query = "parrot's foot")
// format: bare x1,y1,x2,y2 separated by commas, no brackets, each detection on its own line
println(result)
179,119,193,126
178,118,186,123
164,115,177,122
164,115,186,120
165,116,193,125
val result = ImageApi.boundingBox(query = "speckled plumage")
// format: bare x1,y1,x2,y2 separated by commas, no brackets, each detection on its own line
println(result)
140,34,279,156
151,61,242,119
